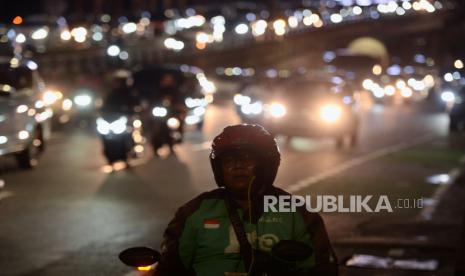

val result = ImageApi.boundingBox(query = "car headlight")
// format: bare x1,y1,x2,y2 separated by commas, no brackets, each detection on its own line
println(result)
269,102,287,118
152,106,167,117
320,104,342,122
167,117,180,129
441,91,455,103
96,117,110,135
74,94,92,107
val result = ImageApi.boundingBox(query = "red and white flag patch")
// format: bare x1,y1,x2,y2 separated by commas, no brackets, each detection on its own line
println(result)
203,219,220,229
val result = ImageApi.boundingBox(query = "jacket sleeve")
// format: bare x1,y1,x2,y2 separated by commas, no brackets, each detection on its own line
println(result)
297,208,339,276
154,196,204,276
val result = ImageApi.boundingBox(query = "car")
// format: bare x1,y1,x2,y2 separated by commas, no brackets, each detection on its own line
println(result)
0,57,52,168
235,77,360,148
448,86,465,132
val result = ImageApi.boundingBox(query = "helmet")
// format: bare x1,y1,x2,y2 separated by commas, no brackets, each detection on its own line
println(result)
210,124,280,189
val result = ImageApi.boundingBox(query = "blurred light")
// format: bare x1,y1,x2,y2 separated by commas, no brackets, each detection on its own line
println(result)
32,27,49,40
384,85,396,96
137,266,154,271
414,54,426,64
234,94,251,105
122,22,137,33
453,71,461,80
269,102,287,118
0,136,7,144
96,118,110,135
314,20,323,28
10,57,19,68
441,91,455,103
372,87,385,98
18,130,29,140
101,14,111,23
167,117,180,129
15,33,26,43
74,94,92,107
252,20,267,36
330,14,343,23
362,79,374,90
454,59,464,69
92,32,103,41
43,91,58,105
423,75,435,87
185,115,201,125
62,99,73,111
164,38,184,51
111,117,128,134
133,119,142,128
119,51,129,60
1,84,12,92
401,88,413,98
273,19,287,36
402,1,412,10
372,64,382,75
396,80,406,89
303,16,313,26
71,27,88,43
13,16,23,25
35,100,44,109
396,7,406,15
134,145,144,153
196,32,209,44
152,107,167,117
16,105,28,114
320,105,342,122
107,45,121,56
27,61,38,70
387,64,401,76
193,106,206,116
246,13,256,22
288,16,298,28
235,23,249,35
353,6,363,15
60,30,72,40
403,66,415,75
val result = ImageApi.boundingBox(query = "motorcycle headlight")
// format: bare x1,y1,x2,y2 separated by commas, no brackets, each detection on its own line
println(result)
110,117,128,134
320,104,342,122
167,117,180,129
269,102,287,118
152,106,167,117
96,117,110,135
74,94,92,107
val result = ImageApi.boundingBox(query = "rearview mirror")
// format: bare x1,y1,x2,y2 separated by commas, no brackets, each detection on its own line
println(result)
118,247,160,267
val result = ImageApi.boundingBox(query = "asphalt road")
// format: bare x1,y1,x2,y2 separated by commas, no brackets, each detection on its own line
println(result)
0,100,452,275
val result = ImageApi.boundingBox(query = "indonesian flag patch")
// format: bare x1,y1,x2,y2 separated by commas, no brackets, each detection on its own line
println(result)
203,219,220,229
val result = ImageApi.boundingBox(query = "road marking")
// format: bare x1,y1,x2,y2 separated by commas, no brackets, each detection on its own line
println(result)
286,134,436,193
420,167,461,220
0,191,15,201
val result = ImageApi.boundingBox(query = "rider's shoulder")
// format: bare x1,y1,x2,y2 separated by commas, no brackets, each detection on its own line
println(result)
175,188,226,217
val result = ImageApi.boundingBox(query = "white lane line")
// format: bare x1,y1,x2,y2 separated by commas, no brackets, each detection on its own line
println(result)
0,190,15,201
286,134,436,193
420,167,462,220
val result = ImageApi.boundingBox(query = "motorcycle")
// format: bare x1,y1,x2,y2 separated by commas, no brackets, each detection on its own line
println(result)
96,112,143,164
145,102,185,155
119,240,313,275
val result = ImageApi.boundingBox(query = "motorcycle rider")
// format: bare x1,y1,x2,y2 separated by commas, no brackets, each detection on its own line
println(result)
101,69,139,114
154,124,338,275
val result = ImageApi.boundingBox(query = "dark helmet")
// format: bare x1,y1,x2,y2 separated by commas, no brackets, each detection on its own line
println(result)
210,124,280,189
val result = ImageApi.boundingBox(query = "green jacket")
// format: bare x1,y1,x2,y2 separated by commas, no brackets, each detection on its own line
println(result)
154,187,338,275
